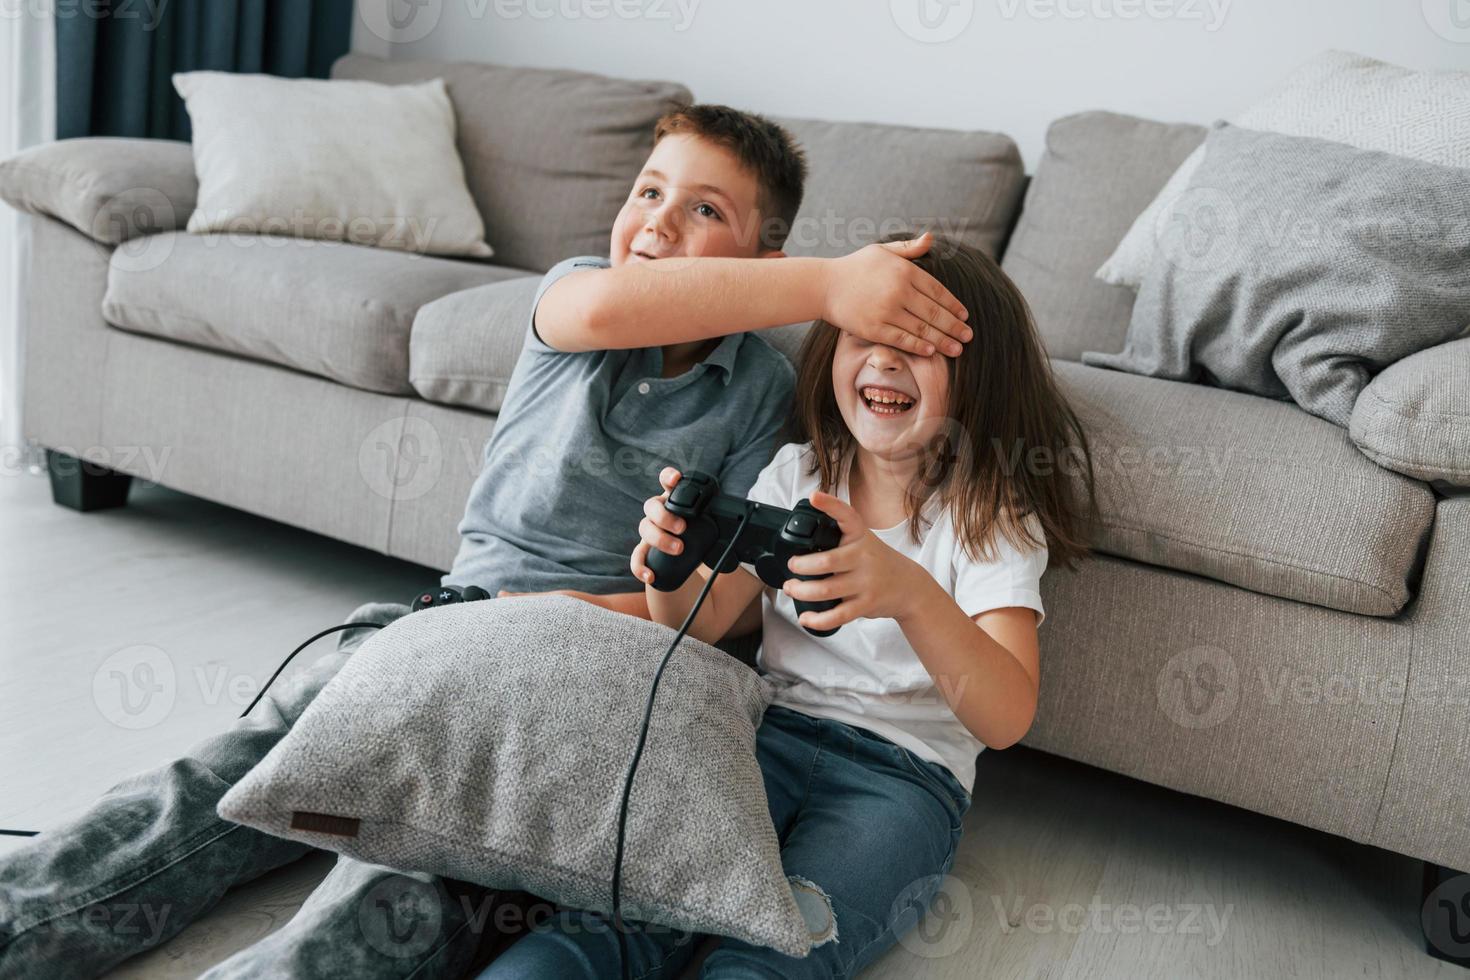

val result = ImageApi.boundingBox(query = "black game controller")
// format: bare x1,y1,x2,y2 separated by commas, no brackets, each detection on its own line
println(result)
411,584,492,612
646,471,845,637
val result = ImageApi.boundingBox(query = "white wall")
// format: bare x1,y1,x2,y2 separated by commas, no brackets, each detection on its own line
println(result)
351,0,1467,167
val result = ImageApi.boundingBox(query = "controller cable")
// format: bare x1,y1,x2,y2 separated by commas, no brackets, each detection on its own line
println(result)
3,514,746,980
611,506,750,980
0,622,383,838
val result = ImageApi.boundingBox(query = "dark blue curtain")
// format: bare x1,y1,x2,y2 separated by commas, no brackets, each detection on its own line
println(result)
56,0,355,141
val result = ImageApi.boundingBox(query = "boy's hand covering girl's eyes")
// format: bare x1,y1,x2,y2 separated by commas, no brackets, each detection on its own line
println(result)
822,231,972,359
782,491,932,631
631,466,689,585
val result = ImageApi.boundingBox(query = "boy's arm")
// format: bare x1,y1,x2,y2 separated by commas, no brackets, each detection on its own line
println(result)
535,234,971,358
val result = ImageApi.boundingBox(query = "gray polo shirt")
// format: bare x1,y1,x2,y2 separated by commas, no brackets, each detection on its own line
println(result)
446,256,796,596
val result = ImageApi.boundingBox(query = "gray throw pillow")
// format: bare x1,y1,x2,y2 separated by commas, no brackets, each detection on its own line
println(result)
1082,123,1470,426
217,596,813,957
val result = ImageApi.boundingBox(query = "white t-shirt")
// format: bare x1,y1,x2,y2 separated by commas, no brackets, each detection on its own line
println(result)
745,442,1048,795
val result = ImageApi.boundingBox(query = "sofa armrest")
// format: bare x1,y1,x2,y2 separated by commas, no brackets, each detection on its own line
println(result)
0,137,196,245
1350,337,1470,489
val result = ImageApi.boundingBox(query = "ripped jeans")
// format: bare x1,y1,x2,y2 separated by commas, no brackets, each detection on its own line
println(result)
477,704,972,979
0,602,496,980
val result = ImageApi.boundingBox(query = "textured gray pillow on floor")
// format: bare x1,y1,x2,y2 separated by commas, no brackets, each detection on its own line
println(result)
1082,123,1470,427
1350,337,1470,488
217,596,812,957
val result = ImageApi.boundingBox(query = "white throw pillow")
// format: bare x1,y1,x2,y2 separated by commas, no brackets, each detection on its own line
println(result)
1096,51,1470,289
173,72,492,259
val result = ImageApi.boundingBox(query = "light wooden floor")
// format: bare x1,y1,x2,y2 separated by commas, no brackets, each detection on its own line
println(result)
0,471,1457,979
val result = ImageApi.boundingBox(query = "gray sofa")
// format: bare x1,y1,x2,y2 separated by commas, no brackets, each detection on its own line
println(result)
4,52,1468,968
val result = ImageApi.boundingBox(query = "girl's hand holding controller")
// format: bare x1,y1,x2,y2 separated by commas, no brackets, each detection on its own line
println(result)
631,466,688,586
781,491,932,633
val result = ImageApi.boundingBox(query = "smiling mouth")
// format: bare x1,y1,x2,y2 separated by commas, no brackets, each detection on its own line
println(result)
860,385,917,416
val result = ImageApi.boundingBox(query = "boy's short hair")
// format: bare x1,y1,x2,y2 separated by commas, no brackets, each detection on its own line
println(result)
654,104,807,251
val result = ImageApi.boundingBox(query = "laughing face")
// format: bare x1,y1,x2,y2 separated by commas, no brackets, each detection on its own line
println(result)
831,329,952,466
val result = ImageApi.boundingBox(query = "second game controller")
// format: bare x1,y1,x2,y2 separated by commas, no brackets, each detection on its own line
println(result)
411,584,492,612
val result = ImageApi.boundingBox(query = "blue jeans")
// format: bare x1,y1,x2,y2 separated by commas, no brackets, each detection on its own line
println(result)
0,602,493,980
478,704,972,979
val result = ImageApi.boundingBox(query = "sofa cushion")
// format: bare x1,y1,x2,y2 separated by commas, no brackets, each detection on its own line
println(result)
774,116,1025,259
410,277,542,414
0,137,196,244
1001,112,1205,362
1056,360,1436,617
1350,337,1470,489
102,232,528,395
331,54,690,273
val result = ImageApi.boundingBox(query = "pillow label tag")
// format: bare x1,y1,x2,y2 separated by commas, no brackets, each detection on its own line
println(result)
290,810,361,837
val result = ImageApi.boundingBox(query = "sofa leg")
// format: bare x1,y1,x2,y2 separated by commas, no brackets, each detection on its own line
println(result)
1423,862,1470,967
46,450,132,512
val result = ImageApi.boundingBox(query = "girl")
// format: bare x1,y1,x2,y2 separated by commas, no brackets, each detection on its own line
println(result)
481,236,1095,978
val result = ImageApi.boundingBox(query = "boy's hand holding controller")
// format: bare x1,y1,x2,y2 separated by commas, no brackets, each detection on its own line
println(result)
632,467,694,574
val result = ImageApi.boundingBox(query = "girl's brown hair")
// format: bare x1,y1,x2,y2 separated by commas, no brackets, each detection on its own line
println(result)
785,235,1097,569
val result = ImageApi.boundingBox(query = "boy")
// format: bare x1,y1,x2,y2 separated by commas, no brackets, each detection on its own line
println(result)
451,105,972,619
0,105,970,980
